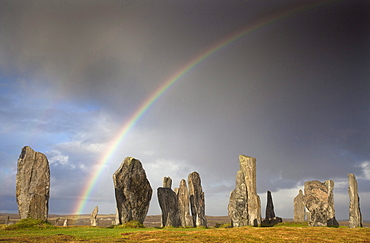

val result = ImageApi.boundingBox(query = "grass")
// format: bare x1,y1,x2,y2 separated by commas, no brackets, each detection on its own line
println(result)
1,220,369,242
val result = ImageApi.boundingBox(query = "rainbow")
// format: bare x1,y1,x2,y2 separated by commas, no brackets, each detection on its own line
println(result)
73,0,339,215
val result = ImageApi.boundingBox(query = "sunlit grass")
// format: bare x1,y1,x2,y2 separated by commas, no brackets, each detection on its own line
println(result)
1,219,369,242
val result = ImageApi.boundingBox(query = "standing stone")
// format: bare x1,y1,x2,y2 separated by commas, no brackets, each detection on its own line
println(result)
303,180,339,226
90,206,99,226
240,155,261,226
348,173,363,228
228,170,248,227
294,189,305,222
157,187,181,227
113,157,152,224
188,171,207,227
163,177,172,188
228,155,262,227
262,191,282,225
63,219,68,226
5,216,9,225
177,179,192,227
16,146,50,221
265,191,275,219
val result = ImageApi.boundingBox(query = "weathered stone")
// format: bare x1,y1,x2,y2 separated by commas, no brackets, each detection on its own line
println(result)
294,190,305,222
348,173,363,228
239,155,261,226
90,206,99,226
113,157,152,224
157,187,181,227
16,146,50,221
304,180,339,226
229,155,261,226
188,171,207,227
5,216,9,225
163,177,172,188
63,219,68,226
177,179,192,227
228,170,248,227
262,191,282,226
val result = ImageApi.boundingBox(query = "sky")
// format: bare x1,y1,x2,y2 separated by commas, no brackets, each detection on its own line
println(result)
0,0,369,220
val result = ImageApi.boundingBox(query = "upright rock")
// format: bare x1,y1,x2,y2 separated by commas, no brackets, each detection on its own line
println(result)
177,179,192,227
90,206,99,226
304,180,338,226
163,177,172,188
16,146,50,221
228,170,248,227
294,189,305,222
113,157,152,224
157,187,180,227
262,191,282,226
188,171,207,227
265,191,275,219
228,155,261,226
348,173,363,228
240,155,261,226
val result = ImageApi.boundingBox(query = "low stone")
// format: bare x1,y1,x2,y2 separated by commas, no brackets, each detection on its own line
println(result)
91,206,99,226
262,217,282,226
157,187,181,227
113,157,152,224
348,173,363,228
16,146,50,221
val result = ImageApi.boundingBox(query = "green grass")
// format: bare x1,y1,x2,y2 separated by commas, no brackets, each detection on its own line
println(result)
1,219,369,242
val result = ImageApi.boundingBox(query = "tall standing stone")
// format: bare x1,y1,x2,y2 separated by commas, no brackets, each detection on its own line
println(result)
228,170,248,227
177,179,192,227
188,171,207,227
228,155,262,227
304,180,338,226
348,173,363,228
240,155,261,226
90,206,99,226
157,187,180,227
16,146,50,221
113,157,152,224
294,189,305,222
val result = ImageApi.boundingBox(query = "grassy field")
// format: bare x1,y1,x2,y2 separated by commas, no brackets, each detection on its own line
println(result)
1,219,369,242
